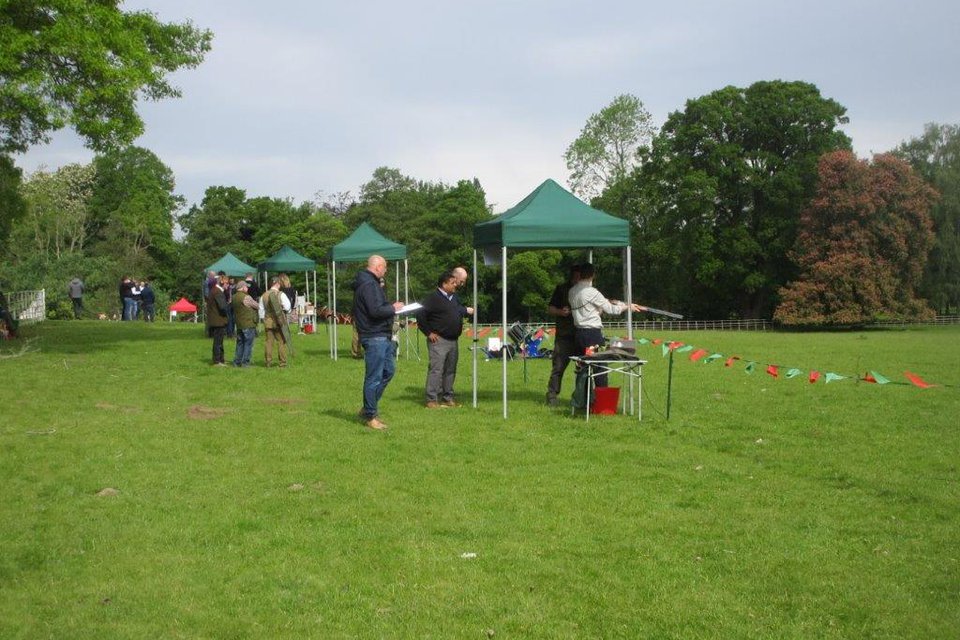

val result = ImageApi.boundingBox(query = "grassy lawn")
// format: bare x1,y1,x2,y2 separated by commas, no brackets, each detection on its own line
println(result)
1,321,958,638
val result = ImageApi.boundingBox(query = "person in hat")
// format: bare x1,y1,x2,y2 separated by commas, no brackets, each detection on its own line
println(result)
231,279,260,367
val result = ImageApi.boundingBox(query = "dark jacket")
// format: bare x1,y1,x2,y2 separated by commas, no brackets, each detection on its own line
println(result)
417,289,469,340
140,285,155,305
351,269,395,338
206,286,229,328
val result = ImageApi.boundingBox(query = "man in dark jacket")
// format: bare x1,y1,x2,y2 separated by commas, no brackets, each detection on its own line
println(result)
416,270,473,408
140,281,156,322
206,271,229,366
352,255,404,430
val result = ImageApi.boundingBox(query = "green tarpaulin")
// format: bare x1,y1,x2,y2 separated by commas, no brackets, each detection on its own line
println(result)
204,252,257,277
473,179,629,248
258,245,316,272
330,222,407,261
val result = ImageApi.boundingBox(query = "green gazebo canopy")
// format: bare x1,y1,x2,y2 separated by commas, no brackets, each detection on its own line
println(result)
473,178,629,248
330,222,406,262
258,245,316,272
204,252,257,277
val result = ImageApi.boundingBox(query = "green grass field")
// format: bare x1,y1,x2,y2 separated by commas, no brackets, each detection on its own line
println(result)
1,321,958,638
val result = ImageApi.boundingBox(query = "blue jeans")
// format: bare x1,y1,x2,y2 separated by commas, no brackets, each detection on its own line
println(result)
122,297,135,321
361,336,397,419
233,327,256,366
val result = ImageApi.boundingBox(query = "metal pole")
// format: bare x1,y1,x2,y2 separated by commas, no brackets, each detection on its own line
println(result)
332,260,338,360
502,246,508,419
666,347,674,420
625,245,633,340
472,249,478,409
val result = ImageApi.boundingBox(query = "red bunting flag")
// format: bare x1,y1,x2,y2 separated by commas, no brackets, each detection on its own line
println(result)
809,370,821,384
904,371,936,389
766,364,779,378
689,349,709,362
652,338,663,345
668,341,685,351
724,356,741,368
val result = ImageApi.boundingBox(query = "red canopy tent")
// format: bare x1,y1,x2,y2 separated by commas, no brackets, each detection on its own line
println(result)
168,297,198,322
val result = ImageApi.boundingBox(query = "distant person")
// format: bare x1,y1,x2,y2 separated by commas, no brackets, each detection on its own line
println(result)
259,276,291,368
131,280,143,319
119,277,135,321
231,279,260,367
568,262,644,387
0,287,17,337
243,272,261,301
545,263,581,406
140,281,156,322
416,270,473,409
67,277,84,319
206,271,229,366
352,255,404,430
225,277,236,338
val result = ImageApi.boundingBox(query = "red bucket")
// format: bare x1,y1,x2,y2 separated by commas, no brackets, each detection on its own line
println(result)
591,386,620,415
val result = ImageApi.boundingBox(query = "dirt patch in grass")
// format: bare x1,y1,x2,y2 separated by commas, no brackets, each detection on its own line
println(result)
187,405,229,420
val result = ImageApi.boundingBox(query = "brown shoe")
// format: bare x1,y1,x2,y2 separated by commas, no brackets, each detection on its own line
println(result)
441,400,461,408
365,417,388,430
425,401,446,409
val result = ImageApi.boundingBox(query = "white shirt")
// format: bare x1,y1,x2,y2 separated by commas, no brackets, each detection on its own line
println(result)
568,279,627,329
258,289,291,320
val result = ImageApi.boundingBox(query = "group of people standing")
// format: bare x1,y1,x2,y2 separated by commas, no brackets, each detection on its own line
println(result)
205,270,291,368
546,262,644,403
203,256,635,431
117,277,155,321
351,257,472,430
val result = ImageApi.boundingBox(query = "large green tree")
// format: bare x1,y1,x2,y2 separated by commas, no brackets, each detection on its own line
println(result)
624,80,851,318
0,1,212,153
564,94,655,202
0,0,210,247
775,151,936,326
895,123,960,314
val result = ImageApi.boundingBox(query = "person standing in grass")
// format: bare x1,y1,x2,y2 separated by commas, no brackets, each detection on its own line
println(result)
352,255,404,430
206,271,229,366
259,276,291,368
140,281,156,322
569,262,644,387
545,263,581,406
417,270,474,409
231,279,260,367
67,277,84,319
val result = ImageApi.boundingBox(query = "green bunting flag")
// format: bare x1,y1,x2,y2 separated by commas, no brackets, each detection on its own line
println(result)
865,371,890,384
744,361,756,374
785,368,802,379
676,345,693,354
704,353,724,363
824,372,847,384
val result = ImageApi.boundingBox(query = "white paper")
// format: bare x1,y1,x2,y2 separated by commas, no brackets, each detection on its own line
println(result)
397,302,423,314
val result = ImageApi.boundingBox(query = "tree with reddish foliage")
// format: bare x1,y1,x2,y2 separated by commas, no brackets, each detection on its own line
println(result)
775,151,938,326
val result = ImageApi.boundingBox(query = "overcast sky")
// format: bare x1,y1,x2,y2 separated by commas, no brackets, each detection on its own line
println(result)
15,0,960,213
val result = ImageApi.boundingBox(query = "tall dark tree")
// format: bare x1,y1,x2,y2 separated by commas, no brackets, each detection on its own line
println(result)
87,146,182,287
775,152,937,326
626,80,851,318
895,123,960,314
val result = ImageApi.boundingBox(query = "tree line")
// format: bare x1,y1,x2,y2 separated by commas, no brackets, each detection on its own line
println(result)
1,3,957,325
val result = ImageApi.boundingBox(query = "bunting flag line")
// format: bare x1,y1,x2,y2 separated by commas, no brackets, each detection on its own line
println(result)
630,335,947,389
